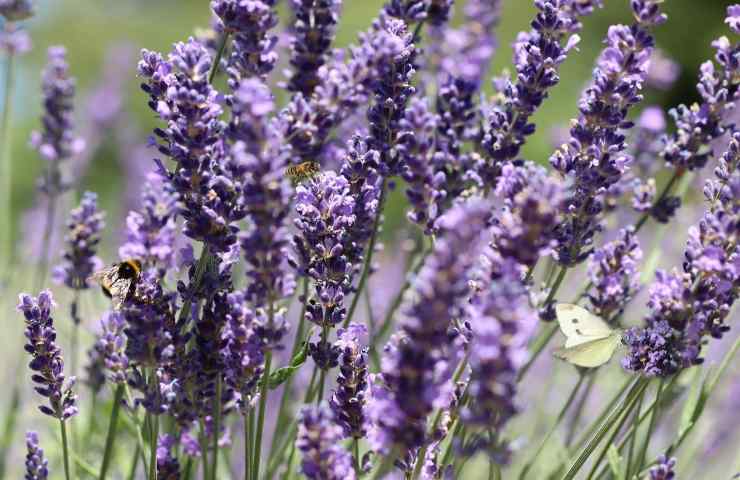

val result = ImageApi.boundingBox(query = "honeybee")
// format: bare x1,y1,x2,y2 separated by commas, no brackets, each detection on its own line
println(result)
88,259,142,310
285,161,320,182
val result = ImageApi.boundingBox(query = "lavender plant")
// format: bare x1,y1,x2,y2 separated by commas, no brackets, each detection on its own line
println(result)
8,1,740,480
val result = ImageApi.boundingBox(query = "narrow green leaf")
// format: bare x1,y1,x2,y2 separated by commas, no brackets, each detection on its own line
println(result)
607,445,624,478
678,366,702,435
267,341,309,389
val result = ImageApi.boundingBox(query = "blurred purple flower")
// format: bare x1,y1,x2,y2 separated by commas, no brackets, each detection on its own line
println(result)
330,324,369,438
0,22,30,54
649,455,676,480
24,431,48,480
297,404,357,480
646,49,681,90
286,0,342,96
17,290,78,420
156,434,181,479
52,191,105,291
0,0,32,21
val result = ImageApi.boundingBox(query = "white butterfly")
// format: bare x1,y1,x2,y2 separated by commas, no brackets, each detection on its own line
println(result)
553,303,623,368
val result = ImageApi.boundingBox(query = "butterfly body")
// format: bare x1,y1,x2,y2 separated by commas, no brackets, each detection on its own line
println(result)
553,303,622,368
88,259,142,310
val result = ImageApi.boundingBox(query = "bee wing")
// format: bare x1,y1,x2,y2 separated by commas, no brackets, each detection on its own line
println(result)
87,266,117,286
108,277,134,310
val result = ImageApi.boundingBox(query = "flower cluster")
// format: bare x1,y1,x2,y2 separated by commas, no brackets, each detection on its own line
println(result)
156,434,182,479
463,261,537,442
479,0,594,184
587,227,643,319
52,191,104,291
93,311,129,385
0,0,33,20
330,324,369,438
287,0,342,96
369,199,490,455
30,46,85,196
18,291,78,420
623,131,740,376
24,431,48,480
211,0,279,81
550,0,665,265
119,172,179,273
649,455,676,480
296,405,356,480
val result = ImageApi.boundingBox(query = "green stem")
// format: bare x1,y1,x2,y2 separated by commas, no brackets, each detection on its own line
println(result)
565,371,598,447
1,52,14,278
585,385,647,480
99,384,125,480
353,438,360,475
634,380,663,475
0,377,20,478
570,377,633,454
517,323,558,382
127,444,141,480
201,423,210,480
213,376,223,480
208,32,230,84
624,393,643,480
343,181,387,328
60,419,72,480
253,350,273,479
561,377,648,480
246,411,255,480
269,278,309,458
519,374,587,480
149,413,159,480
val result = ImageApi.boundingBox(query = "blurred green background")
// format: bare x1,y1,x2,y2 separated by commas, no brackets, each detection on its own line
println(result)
2,0,736,257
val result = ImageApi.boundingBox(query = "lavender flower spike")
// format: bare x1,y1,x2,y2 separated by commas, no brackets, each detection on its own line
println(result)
93,311,130,385
649,455,676,480
297,404,357,480
479,0,595,184
463,260,537,457
623,130,740,376
550,0,665,265
287,0,342,96
370,199,491,455
30,46,85,196
156,434,182,479
18,290,78,420
0,0,33,21
586,227,642,320
24,431,48,480
330,324,369,439
52,191,105,291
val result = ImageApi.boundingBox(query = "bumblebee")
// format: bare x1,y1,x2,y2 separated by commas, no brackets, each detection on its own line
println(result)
285,161,320,182
88,259,142,310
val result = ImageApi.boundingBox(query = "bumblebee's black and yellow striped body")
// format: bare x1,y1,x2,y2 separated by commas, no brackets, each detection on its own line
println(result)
88,259,142,310
285,161,320,182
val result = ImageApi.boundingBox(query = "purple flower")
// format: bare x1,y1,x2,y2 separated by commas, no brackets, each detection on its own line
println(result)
587,227,643,319
156,434,181,479
383,0,427,24
330,324,369,438
18,291,78,420
139,40,244,253
52,191,105,291
661,11,740,172
365,16,418,176
93,311,130,385
229,80,296,315
550,1,664,265
30,47,85,196
119,172,179,273
624,131,740,376
646,49,680,90
431,0,502,85
649,455,676,480
0,0,33,21
370,199,491,455
491,162,565,269
339,136,382,273
479,0,595,184
296,405,357,480
222,291,265,411
0,22,31,54
24,431,48,480
400,98,443,234
286,0,342,96
212,0,279,81
291,172,356,330
726,4,740,34
463,260,537,453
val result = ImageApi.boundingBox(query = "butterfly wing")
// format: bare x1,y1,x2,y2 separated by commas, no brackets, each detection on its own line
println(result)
555,303,614,348
553,333,622,368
